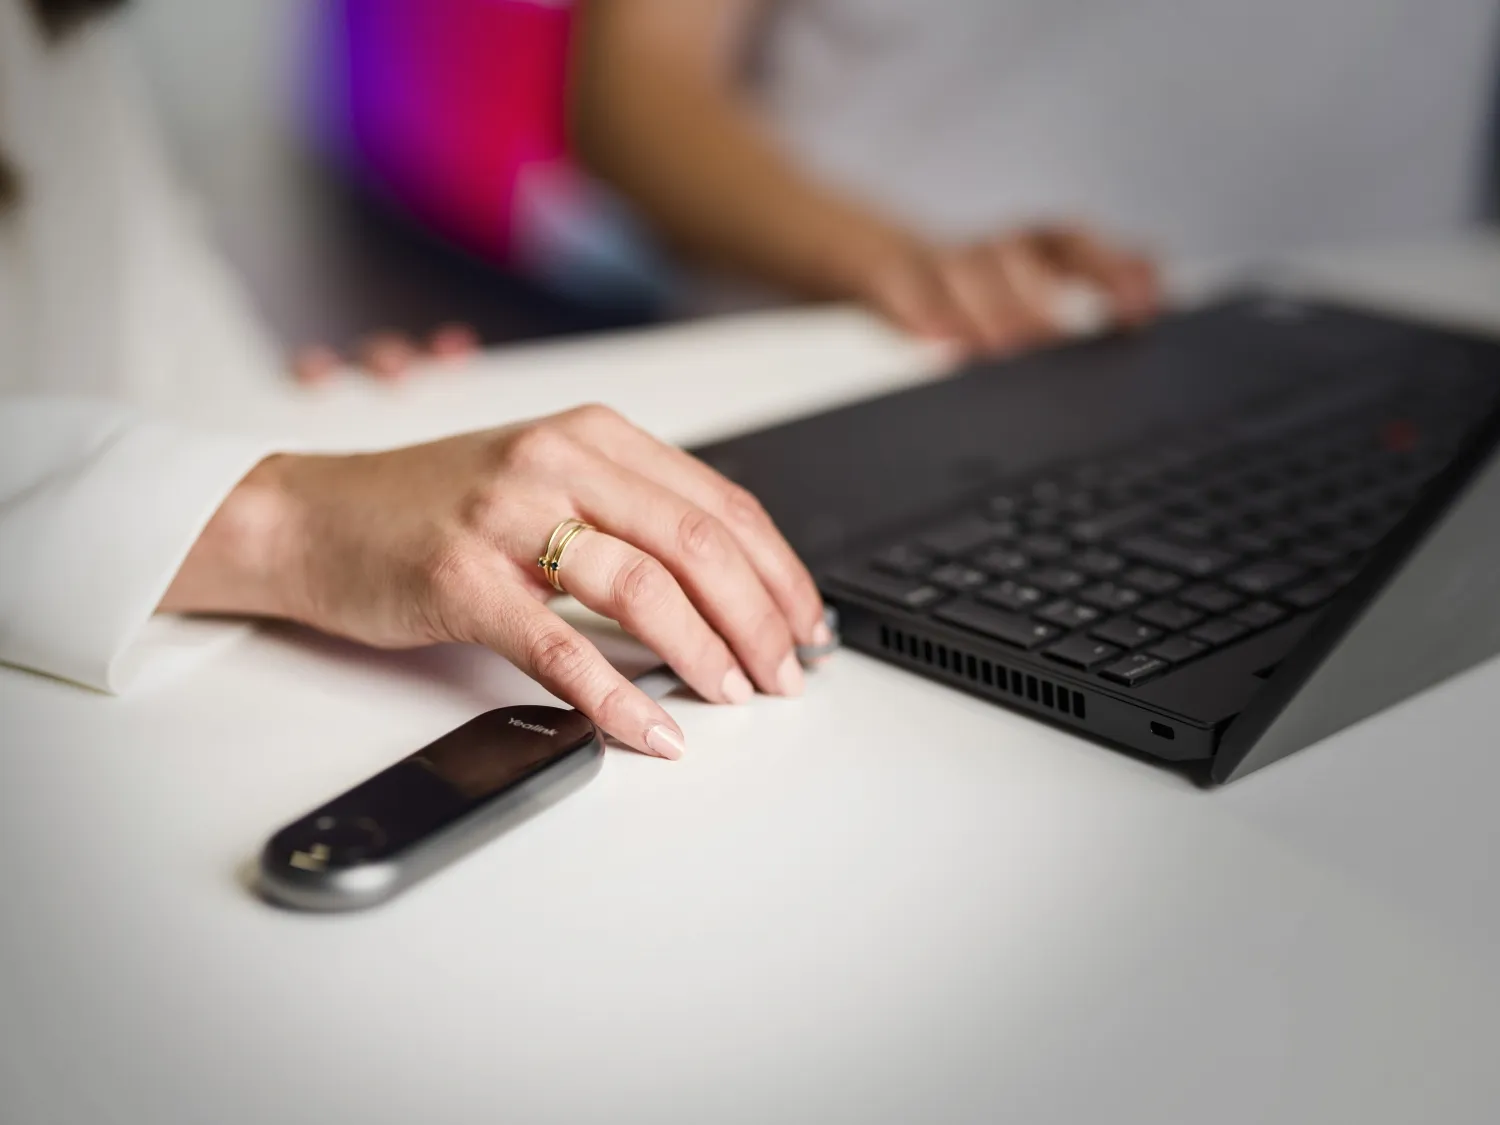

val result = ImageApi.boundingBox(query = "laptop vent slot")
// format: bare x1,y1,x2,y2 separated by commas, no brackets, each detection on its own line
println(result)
878,625,1087,721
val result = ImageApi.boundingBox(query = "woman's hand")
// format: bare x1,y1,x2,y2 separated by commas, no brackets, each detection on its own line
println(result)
859,223,1162,359
290,323,481,384
161,406,832,760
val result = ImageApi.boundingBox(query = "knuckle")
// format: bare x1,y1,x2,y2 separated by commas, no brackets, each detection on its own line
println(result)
676,507,731,562
720,483,768,530
561,402,623,434
614,554,675,615
456,483,505,533
527,626,593,686
591,679,640,732
504,423,575,472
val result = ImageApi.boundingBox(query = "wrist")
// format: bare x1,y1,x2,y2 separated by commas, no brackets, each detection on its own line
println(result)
160,453,310,621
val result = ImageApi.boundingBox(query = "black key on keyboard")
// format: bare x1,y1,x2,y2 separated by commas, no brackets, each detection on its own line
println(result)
871,543,933,577
987,490,1023,516
1075,548,1125,576
1166,517,1217,542
1091,618,1163,649
1189,617,1250,647
1121,566,1182,596
1233,601,1288,630
1070,504,1154,543
928,562,989,592
1135,600,1204,631
1037,600,1101,629
1335,525,1387,554
1019,533,1071,560
979,580,1046,612
1239,486,1297,515
1257,518,1307,546
1029,479,1066,504
1227,530,1280,555
1029,567,1087,594
827,567,947,611
1044,635,1122,670
1119,535,1237,577
919,516,1012,557
1079,582,1142,612
1147,635,1209,664
1179,583,1243,614
1060,491,1096,515
972,546,1030,576
1226,560,1305,596
1100,653,1171,686
1282,579,1340,609
934,601,1060,650
1292,542,1348,568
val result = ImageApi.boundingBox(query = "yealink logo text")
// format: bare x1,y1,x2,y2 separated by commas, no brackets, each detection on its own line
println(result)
509,717,558,737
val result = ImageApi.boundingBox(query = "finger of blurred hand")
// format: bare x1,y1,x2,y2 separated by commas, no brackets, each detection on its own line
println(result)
561,451,803,698
986,238,1071,344
1031,224,1162,326
462,582,687,760
547,526,753,706
934,244,1048,354
557,406,831,652
428,322,480,361
863,249,972,346
291,344,340,385
358,331,419,380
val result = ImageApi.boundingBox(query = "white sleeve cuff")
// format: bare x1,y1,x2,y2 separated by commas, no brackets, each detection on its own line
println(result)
0,410,273,693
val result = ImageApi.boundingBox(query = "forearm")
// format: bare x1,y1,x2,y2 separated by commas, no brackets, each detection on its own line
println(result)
570,0,918,302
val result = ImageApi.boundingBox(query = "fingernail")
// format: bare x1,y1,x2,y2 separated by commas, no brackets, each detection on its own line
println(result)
1051,281,1108,337
721,666,754,705
810,620,834,648
775,652,805,697
644,724,685,761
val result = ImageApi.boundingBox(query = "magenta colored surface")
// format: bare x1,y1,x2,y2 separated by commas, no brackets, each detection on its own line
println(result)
311,0,573,261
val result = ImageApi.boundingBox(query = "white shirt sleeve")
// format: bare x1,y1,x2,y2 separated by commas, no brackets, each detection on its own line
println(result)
0,396,272,692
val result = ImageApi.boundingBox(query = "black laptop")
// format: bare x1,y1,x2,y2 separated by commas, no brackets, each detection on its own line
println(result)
693,293,1500,781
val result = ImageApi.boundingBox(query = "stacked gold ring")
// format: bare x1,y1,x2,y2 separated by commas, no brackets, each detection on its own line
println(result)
537,518,594,593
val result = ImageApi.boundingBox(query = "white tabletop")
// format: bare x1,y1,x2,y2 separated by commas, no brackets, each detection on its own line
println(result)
6,231,1500,1125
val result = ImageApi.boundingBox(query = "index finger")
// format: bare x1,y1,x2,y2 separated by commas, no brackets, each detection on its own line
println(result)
461,576,688,760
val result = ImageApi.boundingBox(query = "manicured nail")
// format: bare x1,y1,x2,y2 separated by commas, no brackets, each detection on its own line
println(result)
644,724,685,761
775,652,805,697
721,666,754,705
810,619,834,648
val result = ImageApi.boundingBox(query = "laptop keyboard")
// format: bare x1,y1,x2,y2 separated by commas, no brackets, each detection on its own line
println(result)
827,355,1497,688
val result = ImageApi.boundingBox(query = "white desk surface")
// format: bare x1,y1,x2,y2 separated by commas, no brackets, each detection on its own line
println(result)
6,231,1500,1125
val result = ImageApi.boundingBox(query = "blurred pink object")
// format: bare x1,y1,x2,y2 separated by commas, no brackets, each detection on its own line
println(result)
310,0,576,263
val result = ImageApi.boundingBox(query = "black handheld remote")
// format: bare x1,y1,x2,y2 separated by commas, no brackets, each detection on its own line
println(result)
258,705,604,911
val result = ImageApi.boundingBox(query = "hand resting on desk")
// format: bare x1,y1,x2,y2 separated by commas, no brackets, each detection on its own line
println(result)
160,404,832,761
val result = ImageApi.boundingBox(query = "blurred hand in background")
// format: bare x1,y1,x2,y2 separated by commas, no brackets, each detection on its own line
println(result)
290,322,480,384
569,0,1161,358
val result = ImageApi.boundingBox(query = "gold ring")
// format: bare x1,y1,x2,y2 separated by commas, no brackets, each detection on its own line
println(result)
537,518,593,593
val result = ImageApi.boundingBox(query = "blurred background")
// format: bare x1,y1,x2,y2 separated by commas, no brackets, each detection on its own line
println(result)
127,0,664,361
124,0,1500,365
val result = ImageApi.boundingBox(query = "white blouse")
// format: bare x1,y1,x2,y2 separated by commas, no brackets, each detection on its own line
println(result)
0,0,274,690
